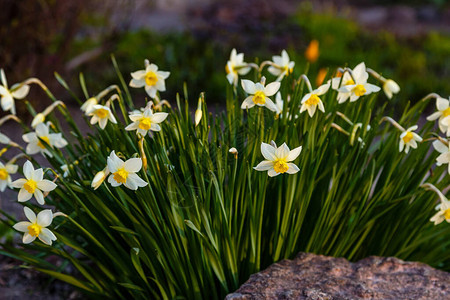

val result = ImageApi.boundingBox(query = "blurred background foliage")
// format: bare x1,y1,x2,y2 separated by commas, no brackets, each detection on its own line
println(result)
1,0,449,113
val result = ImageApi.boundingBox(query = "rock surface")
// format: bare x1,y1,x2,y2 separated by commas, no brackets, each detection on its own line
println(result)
226,252,450,300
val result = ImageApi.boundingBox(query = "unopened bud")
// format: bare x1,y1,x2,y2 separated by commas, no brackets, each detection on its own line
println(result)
91,167,110,190
229,147,238,159
383,79,400,99
31,113,45,128
81,97,98,113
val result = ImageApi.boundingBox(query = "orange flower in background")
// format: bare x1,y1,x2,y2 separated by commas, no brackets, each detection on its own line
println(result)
316,68,327,86
305,40,319,63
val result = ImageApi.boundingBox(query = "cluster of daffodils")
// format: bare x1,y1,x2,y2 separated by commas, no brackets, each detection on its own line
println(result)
224,48,449,228
1,46,449,255
8,160,59,245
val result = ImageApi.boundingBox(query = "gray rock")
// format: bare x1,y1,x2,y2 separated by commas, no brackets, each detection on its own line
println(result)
226,252,450,300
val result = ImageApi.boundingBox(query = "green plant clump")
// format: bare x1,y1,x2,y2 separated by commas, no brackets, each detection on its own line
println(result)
0,51,449,299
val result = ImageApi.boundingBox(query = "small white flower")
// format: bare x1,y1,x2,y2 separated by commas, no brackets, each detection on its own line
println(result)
22,123,68,157
333,63,380,103
13,207,57,245
427,97,450,136
267,50,295,81
10,160,57,205
0,69,30,115
81,97,98,113
399,125,423,154
107,151,148,190
125,104,168,136
423,184,450,225
88,104,117,130
432,140,450,174
241,78,280,112
0,161,18,192
226,49,251,86
300,82,330,117
254,141,302,177
129,60,170,98
383,79,400,99
92,166,110,190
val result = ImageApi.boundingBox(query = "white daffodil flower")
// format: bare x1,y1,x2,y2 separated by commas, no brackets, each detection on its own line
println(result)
0,161,18,192
125,104,168,136
81,97,98,113
300,82,330,117
60,164,69,178
254,141,302,177
427,97,450,136
333,63,380,103
22,123,68,157
0,69,30,115
226,49,251,86
423,184,450,225
11,160,57,205
13,207,57,245
433,140,450,175
399,125,422,154
87,104,117,130
268,50,295,81
241,78,280,112
107,151,148,190
129,60,170,98
383,79,400,99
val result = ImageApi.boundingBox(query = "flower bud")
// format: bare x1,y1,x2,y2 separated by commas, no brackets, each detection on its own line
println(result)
91,167,110,190
31,113,45,128
81,97,98,113
229,147,238,159
382,79,400,99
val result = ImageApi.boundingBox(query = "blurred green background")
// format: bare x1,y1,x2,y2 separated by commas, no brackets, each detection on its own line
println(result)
1,0,449,115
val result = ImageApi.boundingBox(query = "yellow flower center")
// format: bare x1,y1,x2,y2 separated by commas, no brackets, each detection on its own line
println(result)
0,168,8,180
402,132,414,144
353,84,366,97
252,91,266,105
305,94,320,106
27,223,42,237
225,64,235,74
273,159,289,174
138,117,152,130
442,107,450,118
37,136,50,149
145,71,158,86
24,179,37,193
113,167,128,184
444,208,450,220
284,66,293,75
95,108,109,119
345,79,355,85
